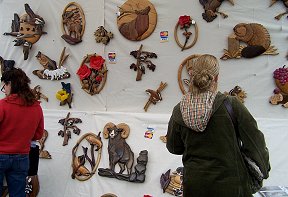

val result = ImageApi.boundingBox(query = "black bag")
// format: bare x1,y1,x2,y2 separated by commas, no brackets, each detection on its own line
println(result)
224,98,264,193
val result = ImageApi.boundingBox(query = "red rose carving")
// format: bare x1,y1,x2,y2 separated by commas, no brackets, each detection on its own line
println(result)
77,64,91,80
178,15,192,28
90,56,105,70
95,75,102,82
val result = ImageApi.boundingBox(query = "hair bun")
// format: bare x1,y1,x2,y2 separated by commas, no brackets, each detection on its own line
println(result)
193,69,214,90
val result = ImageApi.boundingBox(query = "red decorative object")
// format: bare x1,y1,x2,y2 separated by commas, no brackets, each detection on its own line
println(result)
77,54,107,95
178,15,192,28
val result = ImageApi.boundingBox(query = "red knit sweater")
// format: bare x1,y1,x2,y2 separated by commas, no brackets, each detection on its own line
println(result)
0,94,44,154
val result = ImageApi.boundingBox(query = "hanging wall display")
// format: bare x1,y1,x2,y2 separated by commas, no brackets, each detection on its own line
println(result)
224,86,247,103
130,44,157,81
38,129,51,159
117,0,157,41
221,23,279,60
58,112,82,146
0,56,15,74
178,54,201,94
61,2,85,45
33,47,70,80
269,0,288,20
144,81,167,112
98,122,148,183
94,26,114,45
32,85,48,102
71,132,102,181
199,0,234,22
174,15,198,51
56,82,73,108
270,65,288,107
3,4,46,60
160,167,184,196
77,54,107,95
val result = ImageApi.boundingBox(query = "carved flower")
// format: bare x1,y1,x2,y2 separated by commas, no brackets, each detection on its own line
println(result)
90,56,105,71
77,64,91,80
95,75,102,82
56,90,69,102
178,15,192,29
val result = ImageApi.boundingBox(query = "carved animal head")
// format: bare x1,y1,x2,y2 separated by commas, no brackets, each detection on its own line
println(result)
103,122,130,139
233,23,254,43
202,10,217,22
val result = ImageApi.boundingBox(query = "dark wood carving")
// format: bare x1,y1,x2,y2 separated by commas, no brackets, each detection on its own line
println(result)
94,26,113,45
270,0,288,20
3,4,46,60
71,132,102,181
98,122,148,183
38,129,51,159
224,86,247,103
117,0,157,41
144,82,167,112
199,0,234,22
61,2,85,45
32,85,48,102
221,23,278,60
58,112,82,146
130,44,157,81
0,56,15,74
160,167,184,196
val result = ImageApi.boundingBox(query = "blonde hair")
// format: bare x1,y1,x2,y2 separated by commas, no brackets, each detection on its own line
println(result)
188,54,219,94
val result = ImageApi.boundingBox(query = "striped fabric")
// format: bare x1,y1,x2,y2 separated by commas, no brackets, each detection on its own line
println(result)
180,91,216,132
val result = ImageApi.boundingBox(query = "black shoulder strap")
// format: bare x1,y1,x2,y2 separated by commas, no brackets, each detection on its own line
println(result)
223,98,242,146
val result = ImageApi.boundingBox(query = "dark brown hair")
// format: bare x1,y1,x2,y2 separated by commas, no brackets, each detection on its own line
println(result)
1,68,36,105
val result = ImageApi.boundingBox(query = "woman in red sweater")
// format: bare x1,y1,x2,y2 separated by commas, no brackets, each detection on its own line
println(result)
0,68,44,197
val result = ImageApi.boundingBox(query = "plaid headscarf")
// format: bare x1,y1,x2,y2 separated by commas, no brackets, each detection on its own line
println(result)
180,91,216,132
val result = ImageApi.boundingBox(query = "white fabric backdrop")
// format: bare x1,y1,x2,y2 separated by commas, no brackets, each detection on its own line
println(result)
0,0,288,196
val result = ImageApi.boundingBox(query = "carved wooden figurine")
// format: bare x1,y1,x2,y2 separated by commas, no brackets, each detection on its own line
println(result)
174,15,198,51
33,47,70,80
71,132,102,181
117,0,157,41
61,2,85,45
224,86,247,103
270,0,288,20
144,82,167,112
0,56,15,74
270,65,288,108
94,26,113,45
3,4,46,60
160,167,184,196
32,85,48,102
199,0,234,22
221,23,278,60
58,112,82,146
130,44,157,81
56,82,73,108
38,129,51,159
77,54,107,95
98,122,148,183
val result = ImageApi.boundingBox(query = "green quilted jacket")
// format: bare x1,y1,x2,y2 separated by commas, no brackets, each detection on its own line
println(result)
166,92,270,197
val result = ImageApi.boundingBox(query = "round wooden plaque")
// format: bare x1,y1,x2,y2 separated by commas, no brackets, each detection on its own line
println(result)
117,0,157,41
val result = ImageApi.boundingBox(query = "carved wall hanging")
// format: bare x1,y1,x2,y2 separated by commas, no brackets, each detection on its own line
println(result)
144,81,167,112
3,4,46,60
32,85,48,102
77,54,107,95
94,26,113,45
224,86,247,103
98,122,148,183
130,44,157,81
174,15,198,51
61,2,85,45
0,56,15,74
100,194,118,197
56,82,73,108
270,0,288,20
221,23,279,60
178,54,201,94
71,132,102,181
199,0,234,22
58,112,82,146
33,47,70,80
38,129,51,159
160,167,184,196
117,0,157,41
270,65,288,108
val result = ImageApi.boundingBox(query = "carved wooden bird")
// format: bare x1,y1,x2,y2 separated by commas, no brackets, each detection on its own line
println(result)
24,3,45,27
145,89,162,104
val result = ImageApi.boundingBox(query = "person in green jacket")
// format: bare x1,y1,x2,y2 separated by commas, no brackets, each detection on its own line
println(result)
166,54,270,197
